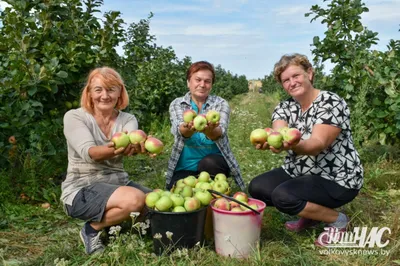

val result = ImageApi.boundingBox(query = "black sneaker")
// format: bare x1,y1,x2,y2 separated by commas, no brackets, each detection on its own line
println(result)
80,226,105,255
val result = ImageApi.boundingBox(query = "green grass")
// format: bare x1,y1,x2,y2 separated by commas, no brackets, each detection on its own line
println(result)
1,92,400,265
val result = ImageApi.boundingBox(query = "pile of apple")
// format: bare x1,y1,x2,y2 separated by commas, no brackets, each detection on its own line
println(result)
111,129,164,154
145,171,231,212
183,109,221,131
213,192,259,212
249,127,301,149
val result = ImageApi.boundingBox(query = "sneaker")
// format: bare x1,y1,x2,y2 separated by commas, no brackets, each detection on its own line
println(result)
285,217,320,232
80,226,105,255
315,226,347,247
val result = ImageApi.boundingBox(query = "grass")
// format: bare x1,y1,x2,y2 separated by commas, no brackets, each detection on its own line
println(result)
1,92,400,265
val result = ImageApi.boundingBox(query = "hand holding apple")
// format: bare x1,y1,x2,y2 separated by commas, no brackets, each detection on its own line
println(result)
183,109,197,123
250,128,269,146
205,110,220,123
193,114,208,131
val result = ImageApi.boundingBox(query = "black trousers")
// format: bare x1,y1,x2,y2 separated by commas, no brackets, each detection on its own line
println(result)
248,167,359,215
166,154,230,190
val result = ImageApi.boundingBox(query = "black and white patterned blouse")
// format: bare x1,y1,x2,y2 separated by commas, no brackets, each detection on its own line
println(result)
272,90,363,190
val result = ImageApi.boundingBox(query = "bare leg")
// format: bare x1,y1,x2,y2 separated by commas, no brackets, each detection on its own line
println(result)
90,186,145,231
297,202,339,223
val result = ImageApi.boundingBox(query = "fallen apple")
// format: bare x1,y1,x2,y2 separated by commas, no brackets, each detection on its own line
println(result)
144,137,164,154
183,109,197,123
193,114,207,131
250,128,269,146
129,129,147,144
111,132,130,149
206,110,220,123
268,131,284,149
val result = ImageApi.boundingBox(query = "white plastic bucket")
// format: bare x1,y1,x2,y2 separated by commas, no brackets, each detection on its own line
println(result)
211,198,266,258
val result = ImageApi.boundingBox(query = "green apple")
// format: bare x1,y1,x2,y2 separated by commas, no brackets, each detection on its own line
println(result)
172,206,186,212
250,128,269,146
184,197,201,211
214,173,227,182
129,129,147,144
180,185,193,198
205,110,220,123
144,137,164,154
199,182,213,191
242,203,259,211
161,191,172,197
278,126,289,136
231,207,244,212
198,171,211,182
111,132,130,149
153,188,163,196
145,192,160,208
194,190,213,206
183,175,197,187
176,179,186,188
212,181,227,194
170,194,185,207
268,131,284,149
183,109,197,123
155,196,173,212
193,114,207,131
172,186,183,194
195,181,206,189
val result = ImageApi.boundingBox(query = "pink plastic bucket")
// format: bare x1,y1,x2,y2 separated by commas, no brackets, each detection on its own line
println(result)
210,198,266,258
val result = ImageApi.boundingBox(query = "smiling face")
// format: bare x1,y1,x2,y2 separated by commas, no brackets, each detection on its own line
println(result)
280,65,314,98
187,69,213,100
89,76,121,113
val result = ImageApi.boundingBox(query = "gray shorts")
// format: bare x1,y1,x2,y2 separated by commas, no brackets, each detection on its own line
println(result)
64,181,152,222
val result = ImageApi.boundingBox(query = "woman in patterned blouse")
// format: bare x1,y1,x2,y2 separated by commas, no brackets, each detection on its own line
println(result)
248,53,363,247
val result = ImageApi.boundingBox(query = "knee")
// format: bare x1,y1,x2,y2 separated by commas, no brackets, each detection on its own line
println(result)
271,188,303,215
121,190,145,213
248,177,271,200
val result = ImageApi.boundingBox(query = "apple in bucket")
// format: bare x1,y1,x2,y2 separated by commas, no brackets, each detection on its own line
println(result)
214,198,231,211
233,192,248,203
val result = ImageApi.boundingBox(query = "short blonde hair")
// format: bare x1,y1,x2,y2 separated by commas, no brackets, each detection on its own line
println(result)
273,53,313,84
80,67,129,114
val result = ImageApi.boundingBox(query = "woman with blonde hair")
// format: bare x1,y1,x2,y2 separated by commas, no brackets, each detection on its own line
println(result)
61,67,152,254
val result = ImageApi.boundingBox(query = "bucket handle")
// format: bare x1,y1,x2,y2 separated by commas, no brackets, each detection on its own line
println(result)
207,189,261,215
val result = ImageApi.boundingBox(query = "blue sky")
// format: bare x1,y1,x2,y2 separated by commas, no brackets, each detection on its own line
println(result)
1,0,399,79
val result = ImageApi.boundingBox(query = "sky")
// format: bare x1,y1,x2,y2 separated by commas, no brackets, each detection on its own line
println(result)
1,0,399,79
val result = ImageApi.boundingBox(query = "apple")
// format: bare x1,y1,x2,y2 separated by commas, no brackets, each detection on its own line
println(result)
111,132,130,149
184,197,201,211
176,179,186,188
250,128,269,146
278,127,289,136
233,192,248,203
213,198,230,211
194,190,213,206
161,191,172,197
264,127,275,136
180,185,193,198
198,171,211,182
155,196,173,212
172,206,186,212
183,109,197,123
199,182,213,191
8,136,17,145
183,175,197,187
145,192,161,208
170,194,185,207
284,128,302,146
214,173,227,182
72,100,79,108
212,181,228,194
172,186,183,194
144,137,164,154
65,101,73,109
129,129,147,144
242,203,259,211
206,110,220,123
268,132,284,149
41,202,51,209
193,114,207,131
195,181,205,189
229,201,240,208
231,207,244,212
